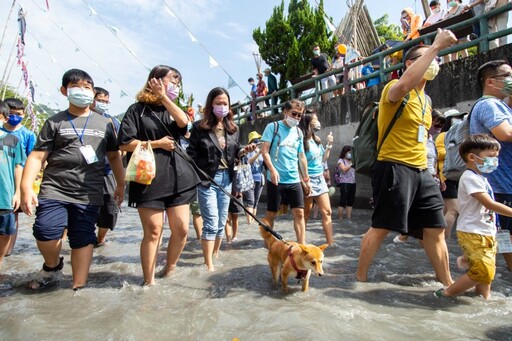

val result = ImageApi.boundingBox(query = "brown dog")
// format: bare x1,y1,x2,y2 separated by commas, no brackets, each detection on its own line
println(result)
260,221,328,293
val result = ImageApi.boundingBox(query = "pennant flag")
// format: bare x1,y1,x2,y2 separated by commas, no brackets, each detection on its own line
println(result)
105,78,112,83
324,16,336,33
120,90,128,98
75,47,80,52
16,36,25,65
188,31,197,43
51,56,57,64
21,61,29,87
18,8,26,45
109,25,119,36
209,55,219,68
88,5,97,16
38,42,43,49
29,80,35,102
164,6,176,18
227,76,236,89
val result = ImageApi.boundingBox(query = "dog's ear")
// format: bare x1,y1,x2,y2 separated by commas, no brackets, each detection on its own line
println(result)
318,244,329,251
298,244,309,254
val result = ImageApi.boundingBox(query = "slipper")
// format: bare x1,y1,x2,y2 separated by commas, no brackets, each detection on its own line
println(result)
26,257,64,290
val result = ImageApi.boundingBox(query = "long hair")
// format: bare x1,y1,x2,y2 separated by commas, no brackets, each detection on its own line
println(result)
199,87,237,134
136,65,182,105
338,145,352,159
298,110,320,152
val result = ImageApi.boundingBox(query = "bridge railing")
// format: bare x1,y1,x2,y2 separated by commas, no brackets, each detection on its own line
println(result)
232,3,512,123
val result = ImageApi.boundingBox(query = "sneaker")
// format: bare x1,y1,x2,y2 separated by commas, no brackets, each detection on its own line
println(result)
433,289,445,298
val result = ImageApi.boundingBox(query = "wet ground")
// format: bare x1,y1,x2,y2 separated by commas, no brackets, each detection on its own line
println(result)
1,205,511,340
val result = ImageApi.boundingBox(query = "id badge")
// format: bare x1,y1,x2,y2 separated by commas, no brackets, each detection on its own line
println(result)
497,230,512,254
80,145,98,164
417,124,425,143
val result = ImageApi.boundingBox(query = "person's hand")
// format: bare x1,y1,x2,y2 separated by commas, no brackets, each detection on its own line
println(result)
462,5,470,13
243,143,257,154
326,131,333,145
270,169,279,186
440,180,447,192
156,136,175,151
21,189,38,216
148,78,166,99
302,181,312,197
432,28,457,51
114,184,125,207
12,192,20,211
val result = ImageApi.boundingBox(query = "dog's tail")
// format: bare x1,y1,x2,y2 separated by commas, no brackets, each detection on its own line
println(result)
259,218,276,248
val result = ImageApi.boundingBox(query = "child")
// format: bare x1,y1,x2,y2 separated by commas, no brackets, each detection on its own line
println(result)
435,134,512,299
20,69,125,290
1,98,37,256
0,100,26,270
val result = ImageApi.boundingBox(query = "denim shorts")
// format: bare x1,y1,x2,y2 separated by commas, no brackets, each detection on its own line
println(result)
33,199,100,249
309,174,329,197
0,211,15,235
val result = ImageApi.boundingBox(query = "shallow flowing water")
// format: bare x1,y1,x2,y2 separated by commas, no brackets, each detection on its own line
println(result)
1,206,511,340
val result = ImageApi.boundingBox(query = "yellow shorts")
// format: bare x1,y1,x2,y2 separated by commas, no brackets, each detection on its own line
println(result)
457,231,496,284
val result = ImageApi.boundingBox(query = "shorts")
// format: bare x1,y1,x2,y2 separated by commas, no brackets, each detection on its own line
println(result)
338,183,356,207
494,193,512,234
457,231,496,284
33,199,100,249
371,161,445,239
0,211,15,235
441,179,459,199
96,193,119,230
243,180,264,209
267,182,304,212
190,200,201,216
309,174,329,197
136,187,197,210
228,195,244,214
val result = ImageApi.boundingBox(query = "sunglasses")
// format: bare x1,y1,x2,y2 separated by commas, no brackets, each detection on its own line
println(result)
290,111,303,118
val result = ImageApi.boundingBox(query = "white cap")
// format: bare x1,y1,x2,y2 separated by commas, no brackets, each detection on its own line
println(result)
444,109,464,117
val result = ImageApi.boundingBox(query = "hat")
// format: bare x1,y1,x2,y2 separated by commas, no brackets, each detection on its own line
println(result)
444,109,466,117
248,131,262,143
264,68,271,73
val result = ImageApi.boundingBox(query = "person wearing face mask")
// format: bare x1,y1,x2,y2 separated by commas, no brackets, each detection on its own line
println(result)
442,0,469,62
1,98,36,256
436,134,512,299
297,110,334,245
336,145,356,223
464,0,509,49
187,87,255,272
401,8,422,42
260,99,311,244
311,44,336,101
469,60,512,271
20,69,125,290
118,65,200,285
89,87,121,247
356,30,458,286
423,1,446,28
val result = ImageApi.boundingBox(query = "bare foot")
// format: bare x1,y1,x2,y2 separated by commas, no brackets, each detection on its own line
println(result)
204,264,215,272
157,264,177,278
213,252,220,259
355,271,367,282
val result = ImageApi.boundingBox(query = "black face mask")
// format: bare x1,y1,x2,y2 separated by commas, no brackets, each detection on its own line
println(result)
252,139,260,144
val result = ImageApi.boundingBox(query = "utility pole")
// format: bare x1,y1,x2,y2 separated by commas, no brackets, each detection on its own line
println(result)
421,0,431,19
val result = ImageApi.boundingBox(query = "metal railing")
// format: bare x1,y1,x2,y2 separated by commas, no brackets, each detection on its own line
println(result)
232,3,512,123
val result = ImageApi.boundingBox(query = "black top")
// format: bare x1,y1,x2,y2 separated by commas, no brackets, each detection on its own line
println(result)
311,53,330,75
119,102,200,207
187,121,241,187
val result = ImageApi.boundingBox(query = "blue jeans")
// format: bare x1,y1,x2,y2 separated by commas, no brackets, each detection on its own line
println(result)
197,169,232,240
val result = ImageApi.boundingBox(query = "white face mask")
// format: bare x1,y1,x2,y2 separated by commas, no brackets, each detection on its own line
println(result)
67,87,94,108
285,115,300,127
94,101,109,114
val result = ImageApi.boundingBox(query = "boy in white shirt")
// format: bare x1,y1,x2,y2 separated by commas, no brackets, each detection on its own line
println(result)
436,134,512,299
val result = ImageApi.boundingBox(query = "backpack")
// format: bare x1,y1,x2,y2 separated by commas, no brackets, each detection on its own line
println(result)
333,161,343,185
442,98,484,181
352,95,409,176
263,121,303,171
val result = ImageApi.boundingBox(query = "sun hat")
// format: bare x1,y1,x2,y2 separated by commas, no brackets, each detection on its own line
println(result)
248,131,262,143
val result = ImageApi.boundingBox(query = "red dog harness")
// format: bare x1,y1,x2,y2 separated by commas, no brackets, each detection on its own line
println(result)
288,246,308,280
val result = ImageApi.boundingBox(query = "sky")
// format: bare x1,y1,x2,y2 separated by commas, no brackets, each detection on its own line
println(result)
0,0,496,116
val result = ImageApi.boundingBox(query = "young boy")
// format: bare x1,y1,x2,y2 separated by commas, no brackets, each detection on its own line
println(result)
1,98,37,256
435,134,512,299
0,100,26,270
20,69,125,290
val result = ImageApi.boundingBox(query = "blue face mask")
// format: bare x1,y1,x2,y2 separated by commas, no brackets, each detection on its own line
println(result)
94,101,109,114
7,114,23,126
474,155,499,173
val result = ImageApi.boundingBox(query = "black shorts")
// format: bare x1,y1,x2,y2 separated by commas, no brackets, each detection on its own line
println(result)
441,179,459,199
96,194,119,230
371,161,445,239
137,187,197,210
266,182,304,212
338,183,356,207
228,195,244,214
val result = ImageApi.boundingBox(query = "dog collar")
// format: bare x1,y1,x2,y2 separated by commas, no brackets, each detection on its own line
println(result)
288,246,308,280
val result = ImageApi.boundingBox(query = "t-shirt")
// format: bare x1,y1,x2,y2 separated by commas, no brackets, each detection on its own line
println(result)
337,158,355,184
261,121,304,184
469,97,512,194
247,149,264,182
119,102,200,207
0,132,26,210
34,110,118,205
469,0,484,15
426,135,437,176
96,112,120,176
311,53,330,75
377,79,432,168
424,10,446,25
305,139,325,177
0,125,36,165
457,170,496,236
361,64,380,87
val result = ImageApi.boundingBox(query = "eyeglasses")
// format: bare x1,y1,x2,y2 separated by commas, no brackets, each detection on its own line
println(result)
491,72,512,79
290,111,303,119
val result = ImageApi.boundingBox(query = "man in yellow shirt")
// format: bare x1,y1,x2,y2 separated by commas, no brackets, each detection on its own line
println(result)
356,29,457,287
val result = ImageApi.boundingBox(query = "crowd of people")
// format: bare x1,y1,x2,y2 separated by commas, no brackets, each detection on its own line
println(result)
0,21,511,300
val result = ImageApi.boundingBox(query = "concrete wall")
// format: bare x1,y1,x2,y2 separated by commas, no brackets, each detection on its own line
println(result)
239,44,512,207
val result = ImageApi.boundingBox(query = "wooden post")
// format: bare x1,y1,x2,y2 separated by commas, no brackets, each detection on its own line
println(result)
421,0,431,19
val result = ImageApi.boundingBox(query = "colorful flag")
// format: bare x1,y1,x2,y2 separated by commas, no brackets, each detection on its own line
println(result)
16,36,24,65
21,61,29,87
29,80,35,102
18,8,26,45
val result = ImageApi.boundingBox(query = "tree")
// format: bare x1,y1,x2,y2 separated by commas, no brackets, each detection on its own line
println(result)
374,14,403,44
253,0,335,89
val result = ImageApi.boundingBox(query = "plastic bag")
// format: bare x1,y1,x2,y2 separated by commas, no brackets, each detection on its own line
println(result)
125,141,156,185
234,157,254,193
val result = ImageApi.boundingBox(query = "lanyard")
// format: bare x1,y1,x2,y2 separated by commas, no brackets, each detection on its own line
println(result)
67,111,91,145
414,89,426,124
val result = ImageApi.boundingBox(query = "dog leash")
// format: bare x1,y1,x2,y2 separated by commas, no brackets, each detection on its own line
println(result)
146,107,285,242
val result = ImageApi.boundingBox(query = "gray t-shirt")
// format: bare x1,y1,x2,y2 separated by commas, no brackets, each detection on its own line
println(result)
34,110,118,205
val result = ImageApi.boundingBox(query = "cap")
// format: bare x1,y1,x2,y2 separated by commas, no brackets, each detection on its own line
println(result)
444,109,466,117
248,131,262,143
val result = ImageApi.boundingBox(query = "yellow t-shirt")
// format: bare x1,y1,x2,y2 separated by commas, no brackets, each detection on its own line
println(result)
435,132,446,181
377,79,431,168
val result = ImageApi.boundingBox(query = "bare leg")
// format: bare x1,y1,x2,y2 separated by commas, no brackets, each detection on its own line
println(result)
160,205,189,277
245,207,254,224
213,237,222,258
70,245,94,289
264,211,277,229
337,206,344,220
225,214,233,243
231,214,239,240
5,212,18,255
356,227,389,282
0,235,12,269
443,198,458,240
201,239,215,271
503,252,512,271
192,214,203,240
96,227,109,245
316,194,334,245
475,282,491,299
137,208,164,285
303,197,314,227
422,227,453,286
443,273,487,298
346,206,353,220
36,239,63,268
291,208,306,244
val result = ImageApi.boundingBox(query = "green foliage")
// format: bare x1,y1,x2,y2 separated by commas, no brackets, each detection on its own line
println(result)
252,0,335,88
374,14,403,44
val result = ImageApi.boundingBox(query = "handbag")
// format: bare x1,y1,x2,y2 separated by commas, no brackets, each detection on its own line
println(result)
125,141,156,185
234,157,255,192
